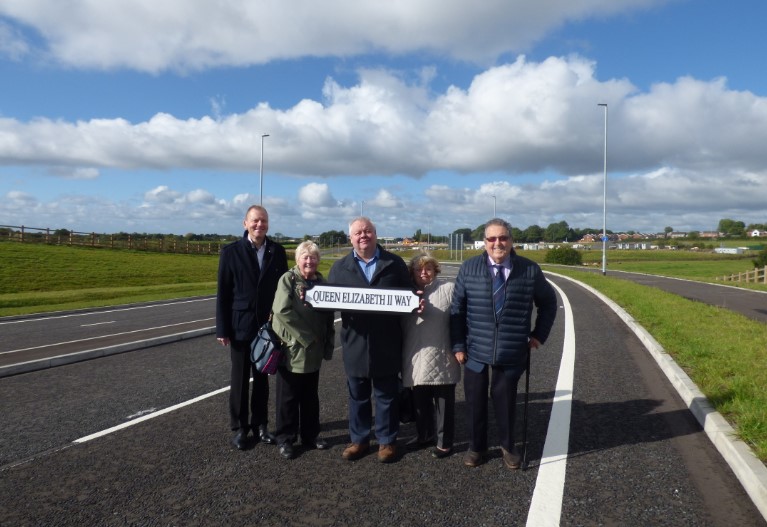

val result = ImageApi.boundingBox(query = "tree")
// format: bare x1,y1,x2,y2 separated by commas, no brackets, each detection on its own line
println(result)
718,218,746,237
545,221,573,242
753,248,767,269
471,224,485,242
317,229,346,247
545,246,583,266
522,225,544,243
453,228,473,243
664,226,673,238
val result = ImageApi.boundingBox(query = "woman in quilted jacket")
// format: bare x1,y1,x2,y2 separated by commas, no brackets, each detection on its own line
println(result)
401,252,461,458
271,241,335,460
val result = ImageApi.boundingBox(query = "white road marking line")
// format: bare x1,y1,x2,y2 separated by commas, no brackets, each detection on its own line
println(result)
81,321,116,327
126,407,158,419
526,280,575,527
0,318,214,355
74,387,231,444
0,297,215,326
74,322,343,444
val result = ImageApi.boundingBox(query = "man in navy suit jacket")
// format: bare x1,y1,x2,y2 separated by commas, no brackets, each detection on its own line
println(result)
328,217,412,463
216,205,288,450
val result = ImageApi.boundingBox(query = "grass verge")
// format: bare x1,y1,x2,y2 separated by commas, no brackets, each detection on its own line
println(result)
549,266,767,462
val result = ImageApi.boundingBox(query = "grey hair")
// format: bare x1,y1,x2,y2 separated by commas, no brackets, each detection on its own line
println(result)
245,205,268,219
295,240,320,261
348,216,376,235
484,218,512,236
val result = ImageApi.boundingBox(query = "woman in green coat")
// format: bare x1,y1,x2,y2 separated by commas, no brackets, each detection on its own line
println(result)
271,241,336,460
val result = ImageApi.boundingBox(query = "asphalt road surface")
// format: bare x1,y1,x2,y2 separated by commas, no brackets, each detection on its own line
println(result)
1,270,764,526
568,267,767,323
0,297,216,375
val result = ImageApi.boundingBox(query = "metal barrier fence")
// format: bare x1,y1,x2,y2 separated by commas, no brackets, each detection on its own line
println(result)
0,224,225,255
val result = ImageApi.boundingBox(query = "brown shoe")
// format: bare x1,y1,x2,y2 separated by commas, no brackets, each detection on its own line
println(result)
377,443,397,463
342,442,369,461
501,447,521,470
463,450,484,468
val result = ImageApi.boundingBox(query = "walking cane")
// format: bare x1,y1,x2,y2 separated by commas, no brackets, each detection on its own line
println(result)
521,347,531,471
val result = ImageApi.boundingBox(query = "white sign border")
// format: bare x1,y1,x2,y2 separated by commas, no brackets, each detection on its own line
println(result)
304,284,420,313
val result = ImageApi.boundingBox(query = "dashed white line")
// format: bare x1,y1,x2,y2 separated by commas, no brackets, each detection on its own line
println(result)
81,321,116,327
0,297,215,326
0,318,214,356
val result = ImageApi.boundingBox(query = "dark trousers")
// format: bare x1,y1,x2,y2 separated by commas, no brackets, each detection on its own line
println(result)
229,339,270,433
463,365,523,452
347,375,399,445
413,384,456,449
274,367,321,446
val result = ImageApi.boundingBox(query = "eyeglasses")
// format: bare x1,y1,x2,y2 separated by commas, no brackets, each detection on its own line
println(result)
485,236,510,243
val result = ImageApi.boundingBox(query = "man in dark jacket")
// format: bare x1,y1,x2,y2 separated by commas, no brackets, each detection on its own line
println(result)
450,218,557,469
328,217,412,463
216,205,288,450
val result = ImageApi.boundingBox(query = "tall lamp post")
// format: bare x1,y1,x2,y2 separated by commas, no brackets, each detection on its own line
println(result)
598,103,608,275
259,133,270,205
360,201,365,217
492,195,497,217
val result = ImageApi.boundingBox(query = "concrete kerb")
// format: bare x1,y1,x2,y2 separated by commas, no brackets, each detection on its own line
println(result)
548,272,767,521
0,326,215,379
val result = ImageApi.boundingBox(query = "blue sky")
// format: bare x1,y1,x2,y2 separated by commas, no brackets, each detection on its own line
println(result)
1,0,766,239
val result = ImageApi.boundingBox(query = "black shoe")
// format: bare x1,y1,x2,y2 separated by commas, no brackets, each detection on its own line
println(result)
304,437,329,450
501,447,521,470
258,425,276,445
430,446,453,459
230,431,249,451
279,443,294,460
463,450,485,468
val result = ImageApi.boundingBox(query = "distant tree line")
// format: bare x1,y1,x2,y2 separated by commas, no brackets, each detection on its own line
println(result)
304,217,765,248
7,215,761,249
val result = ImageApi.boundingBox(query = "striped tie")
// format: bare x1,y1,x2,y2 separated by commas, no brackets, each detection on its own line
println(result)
493,264,505,316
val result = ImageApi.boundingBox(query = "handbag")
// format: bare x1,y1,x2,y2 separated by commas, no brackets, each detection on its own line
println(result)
250,320,284,375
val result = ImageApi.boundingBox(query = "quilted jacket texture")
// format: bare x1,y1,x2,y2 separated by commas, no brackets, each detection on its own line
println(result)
450,250,557,368
271,267,335,374
401,279,461,387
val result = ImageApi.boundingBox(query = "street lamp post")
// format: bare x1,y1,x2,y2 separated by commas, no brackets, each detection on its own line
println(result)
360,201,365,217
598,103,608,275
492,195,497,217
259,133,270,205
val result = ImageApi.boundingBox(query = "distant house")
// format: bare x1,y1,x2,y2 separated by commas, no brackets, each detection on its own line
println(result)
749,229,767,238
616,242,652,250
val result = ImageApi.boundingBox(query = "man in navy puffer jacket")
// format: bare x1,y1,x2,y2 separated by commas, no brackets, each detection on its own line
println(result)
450,218,557,469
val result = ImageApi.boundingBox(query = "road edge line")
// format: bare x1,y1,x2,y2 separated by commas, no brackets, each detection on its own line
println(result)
0,327,215,378
548,271,767,522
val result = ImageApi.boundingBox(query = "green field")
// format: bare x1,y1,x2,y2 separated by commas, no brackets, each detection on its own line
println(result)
1,241,765,461
0,242,331,315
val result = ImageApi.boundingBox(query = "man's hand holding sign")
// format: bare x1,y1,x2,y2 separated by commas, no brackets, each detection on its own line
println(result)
303,284,421,313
